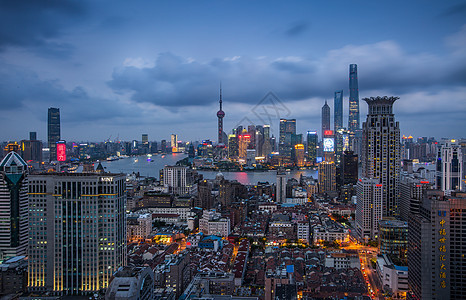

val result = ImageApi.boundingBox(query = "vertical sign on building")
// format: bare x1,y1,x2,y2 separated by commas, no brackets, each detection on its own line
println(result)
57,141,66,161
437,210,448,290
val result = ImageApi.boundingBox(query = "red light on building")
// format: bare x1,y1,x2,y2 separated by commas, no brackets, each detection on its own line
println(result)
324,130,333,136
375,184,382,187
420,181,429,184
57,142,66,161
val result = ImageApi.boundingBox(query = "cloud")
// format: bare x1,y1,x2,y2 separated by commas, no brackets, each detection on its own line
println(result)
0,0,87,56
108,34,466,108
284,21,309,36
439,3,466,18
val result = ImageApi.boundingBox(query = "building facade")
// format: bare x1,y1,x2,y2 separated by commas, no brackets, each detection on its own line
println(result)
348,64,360,133
27,173,126,295
361,96,401,218
436,140,463,193
408,190,466,300
47,108,60,162
0,152,28,262
355,178,383,240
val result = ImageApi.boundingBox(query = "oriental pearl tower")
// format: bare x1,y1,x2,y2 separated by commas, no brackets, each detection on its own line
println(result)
217,84,225,145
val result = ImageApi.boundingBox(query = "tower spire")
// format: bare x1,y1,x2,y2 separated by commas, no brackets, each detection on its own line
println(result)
219,81,222,110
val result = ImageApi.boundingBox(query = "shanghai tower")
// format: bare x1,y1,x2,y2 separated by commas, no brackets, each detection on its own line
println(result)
348,64,360,132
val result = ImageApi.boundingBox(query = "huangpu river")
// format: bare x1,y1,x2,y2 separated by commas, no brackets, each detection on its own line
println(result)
100,154,318,185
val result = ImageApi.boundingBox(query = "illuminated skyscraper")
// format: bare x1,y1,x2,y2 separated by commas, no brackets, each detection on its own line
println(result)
306,131,318,164
318,161,336,193
279,119,296,158
217,85,225,144
28,173,126,295
171,134,178,152
47,107,60,162
321,101,330,139
361,96,401,218
348,64,360,132
334,90,343,131
0,152,28,262
294,144,305,167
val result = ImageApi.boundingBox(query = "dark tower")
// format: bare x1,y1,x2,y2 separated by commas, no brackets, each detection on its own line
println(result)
47,107,60,162
334,90,343,131
348,64,360,132
321,100,330,138
217,84,225,144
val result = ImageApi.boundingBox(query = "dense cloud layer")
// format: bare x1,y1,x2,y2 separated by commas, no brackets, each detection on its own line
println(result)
0,1,465,141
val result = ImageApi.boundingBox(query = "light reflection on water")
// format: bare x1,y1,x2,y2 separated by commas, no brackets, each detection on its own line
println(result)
101,154,318,185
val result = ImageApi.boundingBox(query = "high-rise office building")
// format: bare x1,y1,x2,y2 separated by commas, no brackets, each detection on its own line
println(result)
47,108,60,162
228,134,239,159
341,150,358,186
28,173,127,295
408,190,466,299
294,144,305,167
355,178,383,240
0,152,28,262
163,166,197,195
141,134,148,144
321,101,330,139
21,139,43,163
361,96,401,218
399,177,430,222
318,161,336,194
436,140,463,193
378,219,408,264
276,172,287,203
279,119,296,159
217,85,225,144
348,64,360,132
30,132,37,141
171,134,178,153
306,131,318,164
334,90,343,131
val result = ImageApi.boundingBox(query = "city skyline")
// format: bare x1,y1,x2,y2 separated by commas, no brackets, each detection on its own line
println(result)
0,1,465,141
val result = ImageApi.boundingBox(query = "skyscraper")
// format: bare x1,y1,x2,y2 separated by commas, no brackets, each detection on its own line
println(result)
348,64,360,132
0,152,28,262
47,108,60,162
171,134,178,152
334,90,343,131
436,140,463,193
408,190,466,299
355,178,383,240
279,119,296,159
306,131,318,164
28,172,127,294
361,96,401,218
321,100,330,138
217,85,225,144
276,171,286,203
318,161,336,193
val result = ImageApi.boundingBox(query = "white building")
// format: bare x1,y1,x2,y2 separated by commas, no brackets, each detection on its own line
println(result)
199,210,230,237
28,173,127,295
163,166,197,195
376,255,409,298
313,225,349,244
0,152,28,262
325,252,360,269
436,140,463,193
297,222,310,243
355,178,383,241
127,213,152,241
144,206,193,221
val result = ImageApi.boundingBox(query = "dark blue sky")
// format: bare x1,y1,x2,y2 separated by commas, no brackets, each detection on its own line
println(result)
1,0,465,142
